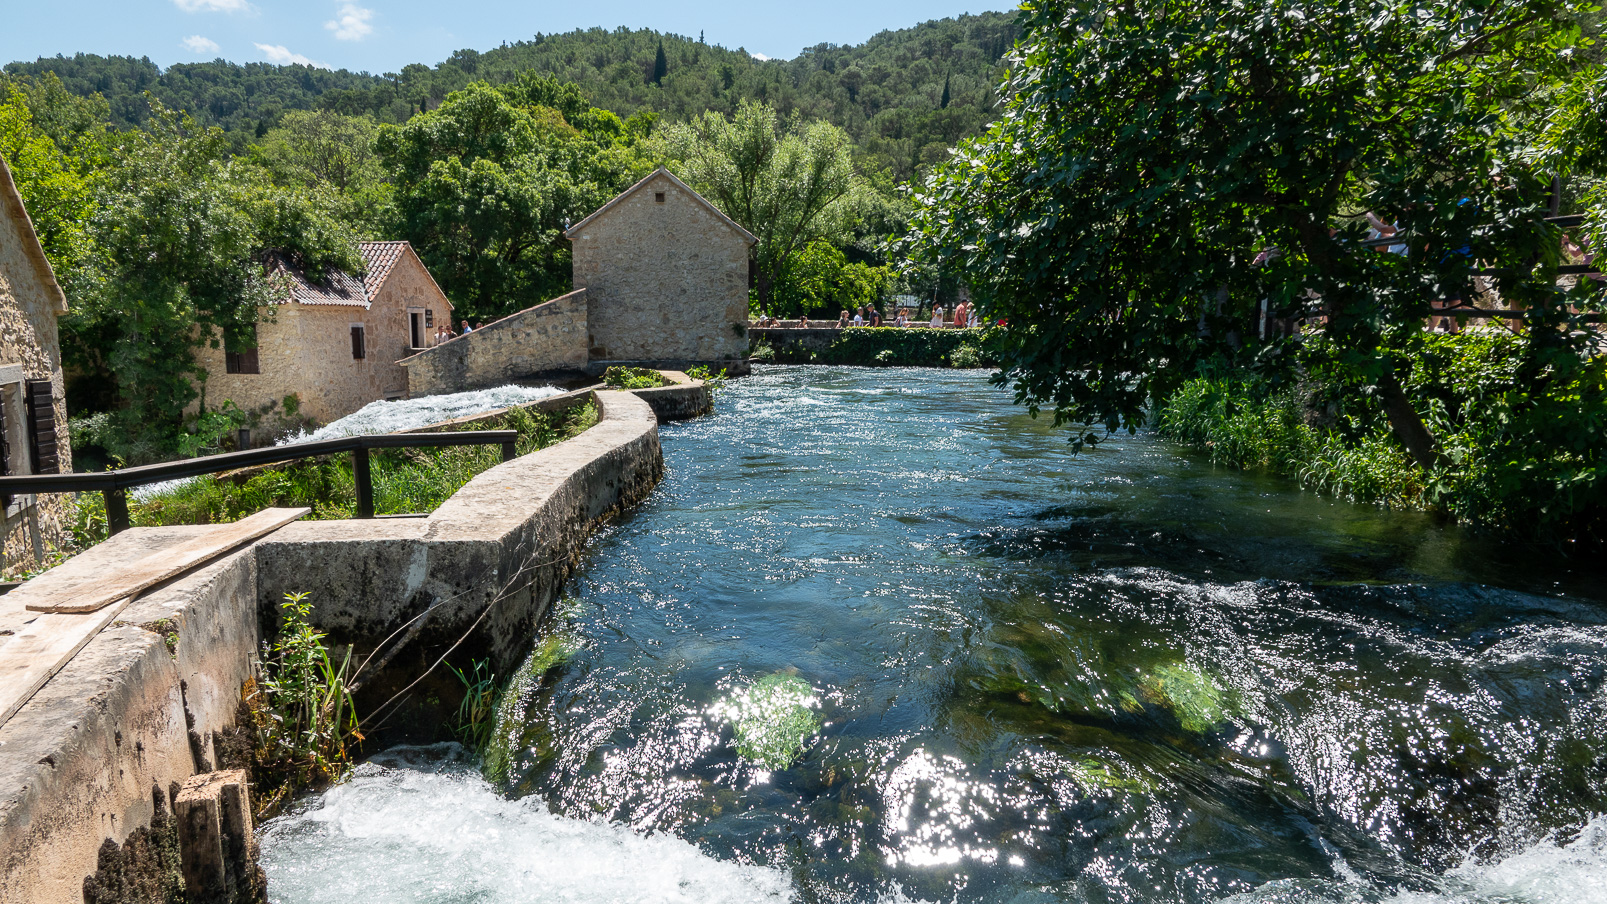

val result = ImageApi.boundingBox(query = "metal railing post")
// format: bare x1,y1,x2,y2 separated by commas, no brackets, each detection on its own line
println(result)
501,440,517,462
353,446,374,519
104,487,131,535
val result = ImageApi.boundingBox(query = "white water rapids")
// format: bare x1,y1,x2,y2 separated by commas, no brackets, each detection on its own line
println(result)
259,746,794,904
259,747,1607,904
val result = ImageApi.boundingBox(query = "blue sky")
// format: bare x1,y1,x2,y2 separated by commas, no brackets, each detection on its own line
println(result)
3,1,1018,74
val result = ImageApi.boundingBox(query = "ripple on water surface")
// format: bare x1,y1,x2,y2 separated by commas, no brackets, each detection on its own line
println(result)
261,366,1607,904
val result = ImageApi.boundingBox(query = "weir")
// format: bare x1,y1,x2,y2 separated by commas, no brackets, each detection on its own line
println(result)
0,380,709,903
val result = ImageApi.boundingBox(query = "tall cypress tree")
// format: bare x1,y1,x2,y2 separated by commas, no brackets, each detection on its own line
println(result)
652,41,669,86
940,73,951,109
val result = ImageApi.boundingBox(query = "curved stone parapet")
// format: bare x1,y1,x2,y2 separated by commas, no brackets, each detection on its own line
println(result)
629,371,713,421
253,389,663,718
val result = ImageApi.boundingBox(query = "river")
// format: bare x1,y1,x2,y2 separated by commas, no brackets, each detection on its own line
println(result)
259,365,1607,904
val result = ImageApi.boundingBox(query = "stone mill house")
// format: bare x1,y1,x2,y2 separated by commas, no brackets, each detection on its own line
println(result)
0,154,72,577
192,241,453,425
401,167,756,395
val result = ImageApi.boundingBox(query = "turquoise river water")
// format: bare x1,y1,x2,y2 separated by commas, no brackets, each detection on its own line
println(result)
259,365,1607,904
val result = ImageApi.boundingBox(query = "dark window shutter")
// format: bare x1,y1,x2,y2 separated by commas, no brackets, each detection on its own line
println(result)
351,326,366,359
26,379,60,475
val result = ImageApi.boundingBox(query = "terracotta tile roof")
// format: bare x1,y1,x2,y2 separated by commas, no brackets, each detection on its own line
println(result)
267,241,426,308
268,253,369,307
358,241,408,299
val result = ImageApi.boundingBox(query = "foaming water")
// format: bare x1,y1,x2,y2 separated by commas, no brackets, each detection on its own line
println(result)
260,745,793,904
132,384,561,501
263,366,1607,903
289,384,562,443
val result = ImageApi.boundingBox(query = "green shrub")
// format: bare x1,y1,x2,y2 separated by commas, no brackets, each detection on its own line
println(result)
950,344,984,368
602,366,670,389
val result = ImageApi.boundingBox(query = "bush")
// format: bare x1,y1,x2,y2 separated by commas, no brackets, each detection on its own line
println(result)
248,591,359,815
602,366,670,389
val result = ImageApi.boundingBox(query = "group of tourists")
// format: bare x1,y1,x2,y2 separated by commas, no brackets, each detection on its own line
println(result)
432,320,486,345
752,300,984,329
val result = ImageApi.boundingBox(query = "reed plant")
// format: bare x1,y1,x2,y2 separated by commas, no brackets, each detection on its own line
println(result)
248,591,361,816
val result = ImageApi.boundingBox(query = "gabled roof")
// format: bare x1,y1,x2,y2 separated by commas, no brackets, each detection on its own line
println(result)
0,153,68,315
564,166,758,245
357,241,406,298
269,240,452,311
269,252,370,307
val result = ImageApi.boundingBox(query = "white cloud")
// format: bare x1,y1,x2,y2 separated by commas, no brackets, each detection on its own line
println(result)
325,4,375,41
751,52,771,61
181,35,221,54
254,43,328,69
173,0,251,13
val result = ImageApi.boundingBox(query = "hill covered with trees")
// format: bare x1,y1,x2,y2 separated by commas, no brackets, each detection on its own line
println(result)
5,12,1017,179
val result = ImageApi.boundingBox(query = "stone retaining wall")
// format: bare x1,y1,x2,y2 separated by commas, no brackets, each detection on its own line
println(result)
0,390,666,901
400,290,589,397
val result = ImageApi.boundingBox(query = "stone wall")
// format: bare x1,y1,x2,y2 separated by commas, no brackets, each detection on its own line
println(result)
0,531,256,904
0,158,73,577
570,170,751,373
195,251,449,426
401,290,588,397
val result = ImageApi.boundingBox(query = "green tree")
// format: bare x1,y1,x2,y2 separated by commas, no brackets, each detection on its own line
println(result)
652,41,668,86
375,80,650,320
70,102,360,454
250,109,394,234
907,0,1596,465
0,81,96,279
657,100,870,309
772,239,889,317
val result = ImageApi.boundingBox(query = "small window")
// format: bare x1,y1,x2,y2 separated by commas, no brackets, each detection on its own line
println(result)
654,191,666,203
224,324,260,374
225,347,260,375
351,325,367,360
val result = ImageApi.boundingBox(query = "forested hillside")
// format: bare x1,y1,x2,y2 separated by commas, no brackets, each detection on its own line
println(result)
5,12,1017,179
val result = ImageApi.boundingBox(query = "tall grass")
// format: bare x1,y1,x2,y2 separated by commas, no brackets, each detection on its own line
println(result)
69,401,600,548
1155,378,1424,507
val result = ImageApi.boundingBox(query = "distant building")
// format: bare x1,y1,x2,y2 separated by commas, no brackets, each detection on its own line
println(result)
566,167,755,372
400,168,756,397
194,241,453,425
0,153,73,576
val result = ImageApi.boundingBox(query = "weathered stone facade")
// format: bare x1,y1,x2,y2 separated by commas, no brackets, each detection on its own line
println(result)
400,290,588,396
0,154,74,577
193,242,452,426
568,168,754,373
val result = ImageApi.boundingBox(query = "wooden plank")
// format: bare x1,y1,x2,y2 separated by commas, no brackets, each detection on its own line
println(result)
0,597,137,727
18,506,310,614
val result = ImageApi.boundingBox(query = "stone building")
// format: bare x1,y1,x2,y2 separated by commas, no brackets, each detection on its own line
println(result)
0,154,73,577
194,241,453,426
567,167,755,373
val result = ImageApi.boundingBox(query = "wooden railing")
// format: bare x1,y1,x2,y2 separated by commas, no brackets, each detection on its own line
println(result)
0,430,518,535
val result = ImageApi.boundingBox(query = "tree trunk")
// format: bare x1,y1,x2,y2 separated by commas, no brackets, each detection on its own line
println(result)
1377,368,1440,471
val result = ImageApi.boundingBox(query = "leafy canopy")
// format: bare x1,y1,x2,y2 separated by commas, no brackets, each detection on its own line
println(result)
657,100,871,309
907,0,1598,458
375,77,652,321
